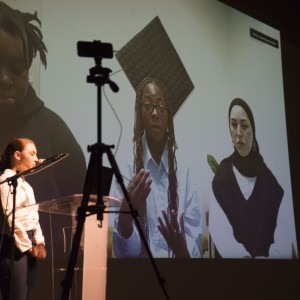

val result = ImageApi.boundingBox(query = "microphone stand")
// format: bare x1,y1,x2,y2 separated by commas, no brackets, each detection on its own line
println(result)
0,176,18,300
0,154,69,300
60,54,170,300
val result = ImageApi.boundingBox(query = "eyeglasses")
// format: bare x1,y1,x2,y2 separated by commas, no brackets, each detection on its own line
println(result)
139,101,168,116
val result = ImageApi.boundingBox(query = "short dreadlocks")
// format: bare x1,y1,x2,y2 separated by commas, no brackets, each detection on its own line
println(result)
0,1,47,69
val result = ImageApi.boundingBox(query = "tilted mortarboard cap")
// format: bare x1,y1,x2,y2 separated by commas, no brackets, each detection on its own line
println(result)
115,16,194,115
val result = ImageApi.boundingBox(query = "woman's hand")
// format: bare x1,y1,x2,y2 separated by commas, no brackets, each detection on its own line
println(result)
118,169,152,238
28,244,47,260
125,169,152,210
158,210,190,258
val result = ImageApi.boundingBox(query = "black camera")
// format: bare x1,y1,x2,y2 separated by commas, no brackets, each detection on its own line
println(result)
77,41,113,59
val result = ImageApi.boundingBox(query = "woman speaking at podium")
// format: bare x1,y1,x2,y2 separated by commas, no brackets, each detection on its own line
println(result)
0,138,47,300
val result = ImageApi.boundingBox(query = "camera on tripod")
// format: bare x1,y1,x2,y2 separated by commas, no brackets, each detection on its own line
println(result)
77,40,113,59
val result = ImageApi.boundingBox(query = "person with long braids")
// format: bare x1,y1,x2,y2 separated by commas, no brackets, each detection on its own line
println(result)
209,98,291,259
0,2,86,298
112,77,201,258
0,138,47,300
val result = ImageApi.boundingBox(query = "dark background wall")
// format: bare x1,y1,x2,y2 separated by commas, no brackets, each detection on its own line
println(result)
106,1,300,299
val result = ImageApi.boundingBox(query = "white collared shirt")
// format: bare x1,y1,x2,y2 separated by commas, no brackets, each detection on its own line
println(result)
0,169,45,252
112,135,201,258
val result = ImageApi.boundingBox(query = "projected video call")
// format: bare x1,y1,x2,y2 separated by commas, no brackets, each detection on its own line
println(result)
1,0,298,263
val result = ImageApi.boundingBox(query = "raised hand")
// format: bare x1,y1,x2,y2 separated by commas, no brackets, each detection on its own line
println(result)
157,210,190,258
125,169,152,211
118,169,152,238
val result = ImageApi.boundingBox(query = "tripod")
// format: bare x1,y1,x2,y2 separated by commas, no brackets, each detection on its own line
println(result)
60,42,170,300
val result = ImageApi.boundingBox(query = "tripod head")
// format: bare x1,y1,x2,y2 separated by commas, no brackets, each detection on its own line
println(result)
77,40,119,92
76,39,119,224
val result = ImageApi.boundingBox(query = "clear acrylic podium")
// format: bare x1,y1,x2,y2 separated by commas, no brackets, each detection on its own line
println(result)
24,194,120,300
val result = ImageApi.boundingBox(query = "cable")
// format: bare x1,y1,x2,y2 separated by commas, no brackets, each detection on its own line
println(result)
103,69,124,156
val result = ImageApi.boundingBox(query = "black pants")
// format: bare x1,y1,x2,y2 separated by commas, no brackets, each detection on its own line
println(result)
0,233,37,300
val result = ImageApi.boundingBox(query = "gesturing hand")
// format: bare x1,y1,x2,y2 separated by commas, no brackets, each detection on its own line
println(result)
118,169,152,238
157,210,190,258
126,169,152,212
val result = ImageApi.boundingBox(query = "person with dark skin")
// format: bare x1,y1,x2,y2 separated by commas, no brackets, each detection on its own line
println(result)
0,2,86,298
0,138,47,300
0,2,85,199
113,77,201,258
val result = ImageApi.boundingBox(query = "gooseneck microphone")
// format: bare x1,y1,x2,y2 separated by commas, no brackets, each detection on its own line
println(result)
38,153,69,166
0,153,69,185
31,153,69,175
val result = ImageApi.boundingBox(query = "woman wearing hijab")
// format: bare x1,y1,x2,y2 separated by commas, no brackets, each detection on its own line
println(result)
209,98,289,259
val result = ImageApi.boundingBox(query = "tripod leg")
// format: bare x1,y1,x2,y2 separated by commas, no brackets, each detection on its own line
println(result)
60,145,101,300
105,146,170,300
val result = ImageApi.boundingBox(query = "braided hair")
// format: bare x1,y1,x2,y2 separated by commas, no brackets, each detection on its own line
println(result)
133,77,179,217
0,1,47,69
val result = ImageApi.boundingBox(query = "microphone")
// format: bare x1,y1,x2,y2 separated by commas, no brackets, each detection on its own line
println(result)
38,153,68,166
32,153,69,175
24,153,69,177
0,153,69,185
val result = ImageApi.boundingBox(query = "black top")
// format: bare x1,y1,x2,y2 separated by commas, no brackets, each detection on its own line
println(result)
0,85,87,258
212,156,283,258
